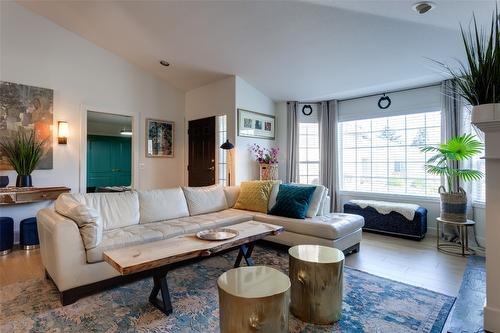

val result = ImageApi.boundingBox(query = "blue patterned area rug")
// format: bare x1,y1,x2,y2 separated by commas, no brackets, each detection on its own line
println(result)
449,255,486,333
1,245,454,333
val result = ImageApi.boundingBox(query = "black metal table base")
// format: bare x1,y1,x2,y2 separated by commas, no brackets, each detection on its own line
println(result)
148,243,255,315
149,271,173,315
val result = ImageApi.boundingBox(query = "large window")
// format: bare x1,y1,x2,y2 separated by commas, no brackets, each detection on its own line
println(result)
339,111,441,196
298,122,320,184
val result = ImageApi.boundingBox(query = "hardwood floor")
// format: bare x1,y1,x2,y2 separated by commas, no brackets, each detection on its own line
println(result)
346,232,469,297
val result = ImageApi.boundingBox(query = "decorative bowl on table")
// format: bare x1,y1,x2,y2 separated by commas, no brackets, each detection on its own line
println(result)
196,228,239,241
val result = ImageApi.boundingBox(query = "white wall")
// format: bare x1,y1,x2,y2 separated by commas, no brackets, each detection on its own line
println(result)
0,2,185,241
234,77,277,183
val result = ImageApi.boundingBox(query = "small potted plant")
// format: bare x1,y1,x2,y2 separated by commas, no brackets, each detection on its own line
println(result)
421,134,484,222
0,131,46,187
250,144,280,180
436,8,499,122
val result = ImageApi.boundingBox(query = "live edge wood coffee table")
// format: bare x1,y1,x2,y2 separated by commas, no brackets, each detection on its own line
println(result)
103,221,284,315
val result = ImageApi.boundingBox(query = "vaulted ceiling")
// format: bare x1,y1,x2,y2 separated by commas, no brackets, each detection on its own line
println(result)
19,0,496,101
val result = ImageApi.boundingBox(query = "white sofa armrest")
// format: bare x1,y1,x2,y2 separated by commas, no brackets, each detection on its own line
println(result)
37,208,89,291
319,195,332,216
37,208,120,292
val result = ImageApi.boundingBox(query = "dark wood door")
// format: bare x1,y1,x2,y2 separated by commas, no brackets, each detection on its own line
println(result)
188,117,216,186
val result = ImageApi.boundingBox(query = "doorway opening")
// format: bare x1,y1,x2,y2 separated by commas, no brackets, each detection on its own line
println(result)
86,111,133,193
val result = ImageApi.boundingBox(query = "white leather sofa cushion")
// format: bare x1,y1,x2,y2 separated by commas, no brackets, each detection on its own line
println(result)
253,212,364,240
54,194,103,249
138,187,190,223
72,191,140,231
182,184,228,215
86,209,253,263
267,182,282,211
289,183,326,217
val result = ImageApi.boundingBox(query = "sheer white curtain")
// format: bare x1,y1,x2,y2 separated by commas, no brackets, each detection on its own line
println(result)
286,102,299,183
319,100,338,212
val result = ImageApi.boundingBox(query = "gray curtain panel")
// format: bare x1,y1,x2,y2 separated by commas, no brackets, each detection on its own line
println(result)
286,101,299,183
441,79,472,242
319,100,338,212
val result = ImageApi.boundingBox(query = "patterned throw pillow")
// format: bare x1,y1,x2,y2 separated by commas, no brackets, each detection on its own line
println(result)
234,180,276,213
268,184,316,219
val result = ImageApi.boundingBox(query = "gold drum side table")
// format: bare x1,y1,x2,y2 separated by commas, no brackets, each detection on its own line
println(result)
436,218,476,256
217,266,290,333
289,244,345,324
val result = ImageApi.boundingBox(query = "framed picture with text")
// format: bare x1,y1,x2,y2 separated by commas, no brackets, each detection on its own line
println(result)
237,109,275,140
146,118,174,158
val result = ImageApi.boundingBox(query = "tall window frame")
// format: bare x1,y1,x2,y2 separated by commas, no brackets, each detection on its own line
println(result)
297,104,320,185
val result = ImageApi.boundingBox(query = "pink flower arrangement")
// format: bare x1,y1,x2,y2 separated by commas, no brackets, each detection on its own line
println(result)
250,144,279,164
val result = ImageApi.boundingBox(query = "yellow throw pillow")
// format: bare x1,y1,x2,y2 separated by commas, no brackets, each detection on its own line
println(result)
234,180,276,213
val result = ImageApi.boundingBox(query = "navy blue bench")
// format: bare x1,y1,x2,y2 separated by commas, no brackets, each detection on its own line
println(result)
343,202,427,240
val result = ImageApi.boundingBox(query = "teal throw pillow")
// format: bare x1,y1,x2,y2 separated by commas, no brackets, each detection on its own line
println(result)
268,184,316,219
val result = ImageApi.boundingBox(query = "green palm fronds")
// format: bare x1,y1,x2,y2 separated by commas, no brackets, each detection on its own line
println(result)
0,131,46,176
421,134,484,193
435,7,500,105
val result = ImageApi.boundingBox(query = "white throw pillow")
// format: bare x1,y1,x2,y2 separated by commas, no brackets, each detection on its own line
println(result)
55,194,103,249
290,183,326,217
182,184,228,216
267,181,282,211
138,187,190,224
71,191,140,230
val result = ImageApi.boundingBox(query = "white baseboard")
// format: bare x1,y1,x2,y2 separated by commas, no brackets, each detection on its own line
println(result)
484,305,500,332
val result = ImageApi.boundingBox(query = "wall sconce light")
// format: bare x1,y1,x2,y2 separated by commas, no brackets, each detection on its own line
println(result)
58,121,69,144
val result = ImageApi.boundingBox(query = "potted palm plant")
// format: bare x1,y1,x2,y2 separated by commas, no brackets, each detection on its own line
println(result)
436,8,499,121
0,131,46,187
421,134,484,222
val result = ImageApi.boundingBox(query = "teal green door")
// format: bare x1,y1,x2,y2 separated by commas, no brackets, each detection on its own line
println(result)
87,135,132,190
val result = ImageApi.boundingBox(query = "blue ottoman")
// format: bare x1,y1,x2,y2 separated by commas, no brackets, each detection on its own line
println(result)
0,217,14,255
20,217,39,250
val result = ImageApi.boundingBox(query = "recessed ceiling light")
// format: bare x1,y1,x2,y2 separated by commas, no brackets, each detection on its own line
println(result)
412,1,435,14
159,60,170,67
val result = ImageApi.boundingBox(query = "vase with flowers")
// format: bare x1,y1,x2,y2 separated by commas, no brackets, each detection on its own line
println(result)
250,144,280,180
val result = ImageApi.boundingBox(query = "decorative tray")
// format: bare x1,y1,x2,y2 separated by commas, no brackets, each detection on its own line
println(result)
196,228,239,241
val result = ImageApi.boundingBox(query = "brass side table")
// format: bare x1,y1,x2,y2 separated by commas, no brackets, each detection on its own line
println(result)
217,266,290,333
436,217,476,256
289,244,344,324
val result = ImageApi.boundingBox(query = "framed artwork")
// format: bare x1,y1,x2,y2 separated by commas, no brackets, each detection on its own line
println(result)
0,81,53,170
237,109,275,140
146,118,174,158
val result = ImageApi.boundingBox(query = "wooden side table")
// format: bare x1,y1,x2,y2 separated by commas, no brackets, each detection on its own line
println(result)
436,217,476,256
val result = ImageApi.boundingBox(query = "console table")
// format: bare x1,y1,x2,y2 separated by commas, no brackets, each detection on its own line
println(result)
0,186,70,205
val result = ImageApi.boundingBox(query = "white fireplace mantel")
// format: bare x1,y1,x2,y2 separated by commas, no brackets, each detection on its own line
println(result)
472,103,500,333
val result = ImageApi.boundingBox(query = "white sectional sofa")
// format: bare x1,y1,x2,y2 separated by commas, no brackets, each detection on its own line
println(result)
37,184,364,305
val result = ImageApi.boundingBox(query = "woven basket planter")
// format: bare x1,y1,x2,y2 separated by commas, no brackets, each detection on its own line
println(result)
259,163,279,181
439,186,467,222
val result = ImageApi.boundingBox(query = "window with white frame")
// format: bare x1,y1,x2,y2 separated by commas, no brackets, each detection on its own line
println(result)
297,104,320,185
216,115,227,186
339,111,442,196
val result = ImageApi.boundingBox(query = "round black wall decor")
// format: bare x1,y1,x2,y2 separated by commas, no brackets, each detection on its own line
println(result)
378,94,391,109
302,105,313,116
